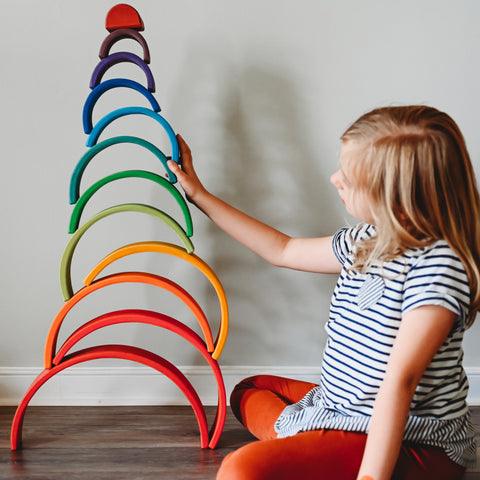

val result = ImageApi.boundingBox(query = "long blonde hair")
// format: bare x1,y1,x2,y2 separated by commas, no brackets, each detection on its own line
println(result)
341,105,480,326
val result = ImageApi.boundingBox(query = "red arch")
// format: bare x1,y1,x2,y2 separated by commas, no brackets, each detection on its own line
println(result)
11,345,217,450
49,309,226,448
105,4,144,32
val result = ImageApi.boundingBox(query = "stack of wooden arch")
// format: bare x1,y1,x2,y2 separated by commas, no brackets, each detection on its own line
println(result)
11,3,228,451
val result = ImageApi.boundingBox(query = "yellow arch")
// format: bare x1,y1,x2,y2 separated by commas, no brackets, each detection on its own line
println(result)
83,241,228,360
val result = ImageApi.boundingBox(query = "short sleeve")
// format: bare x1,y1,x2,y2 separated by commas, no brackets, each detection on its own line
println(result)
332,223,376,266
402,242,470,332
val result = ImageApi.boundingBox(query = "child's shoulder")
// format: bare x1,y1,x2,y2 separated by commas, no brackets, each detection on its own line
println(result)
401,239,468,284
334,222,375,245
405,238,462,264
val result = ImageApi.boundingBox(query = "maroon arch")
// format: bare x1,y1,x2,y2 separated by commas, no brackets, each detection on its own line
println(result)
99,28,150,63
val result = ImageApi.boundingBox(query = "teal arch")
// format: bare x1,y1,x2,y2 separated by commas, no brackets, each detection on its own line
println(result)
70,136,177,203
60,203,194,299
69,170,193,236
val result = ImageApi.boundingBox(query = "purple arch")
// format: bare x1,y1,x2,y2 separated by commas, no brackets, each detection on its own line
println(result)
90,52,155,92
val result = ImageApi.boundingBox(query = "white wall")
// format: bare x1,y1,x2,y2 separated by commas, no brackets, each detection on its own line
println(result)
1,0,480,405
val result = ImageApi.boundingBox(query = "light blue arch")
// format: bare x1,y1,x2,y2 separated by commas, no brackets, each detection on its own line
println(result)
86,106,179,164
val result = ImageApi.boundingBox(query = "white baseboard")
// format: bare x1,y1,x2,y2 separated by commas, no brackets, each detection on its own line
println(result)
1,365,480,406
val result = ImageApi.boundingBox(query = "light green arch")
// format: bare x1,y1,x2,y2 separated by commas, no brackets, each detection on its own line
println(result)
60,203,194,300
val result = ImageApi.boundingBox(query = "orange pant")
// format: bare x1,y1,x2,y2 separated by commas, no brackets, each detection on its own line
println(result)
217,375,466,480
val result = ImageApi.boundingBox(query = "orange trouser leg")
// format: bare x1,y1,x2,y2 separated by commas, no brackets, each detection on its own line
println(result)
393,442,465,480
217,429,367,480
221,375,466,480
217,430,465,480
229,375,317,440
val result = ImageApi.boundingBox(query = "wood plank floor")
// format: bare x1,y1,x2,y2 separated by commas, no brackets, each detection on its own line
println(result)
0,405,479,479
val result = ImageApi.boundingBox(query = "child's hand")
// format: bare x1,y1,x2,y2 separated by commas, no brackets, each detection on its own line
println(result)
168,134,207,205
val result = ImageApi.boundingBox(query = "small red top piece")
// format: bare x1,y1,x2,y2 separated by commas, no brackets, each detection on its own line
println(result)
106,4,144,32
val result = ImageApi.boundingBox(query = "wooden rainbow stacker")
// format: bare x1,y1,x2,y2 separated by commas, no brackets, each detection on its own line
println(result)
10,3,228,451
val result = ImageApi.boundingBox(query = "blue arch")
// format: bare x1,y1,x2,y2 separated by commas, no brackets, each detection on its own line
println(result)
86,106,179,164
83,79,160,134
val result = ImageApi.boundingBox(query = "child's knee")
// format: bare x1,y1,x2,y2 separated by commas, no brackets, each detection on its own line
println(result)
216,442,273,480
229,376,264,421
230,376,262,399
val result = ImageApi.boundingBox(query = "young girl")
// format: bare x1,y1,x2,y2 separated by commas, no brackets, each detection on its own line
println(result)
167,105,478,480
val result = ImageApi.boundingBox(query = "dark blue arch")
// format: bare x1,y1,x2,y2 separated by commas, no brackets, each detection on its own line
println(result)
83,78,160,134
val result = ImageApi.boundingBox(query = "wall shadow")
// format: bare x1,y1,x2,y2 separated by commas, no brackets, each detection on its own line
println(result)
145,42,339,367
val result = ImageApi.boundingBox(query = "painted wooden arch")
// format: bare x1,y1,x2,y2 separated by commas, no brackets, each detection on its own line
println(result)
105,4,144,32
99,29,150,62
60,204,194,300
11,345,210,450
83,79,159,134
85,107,179,166
83,241,229,360
90,52,155,92
50,309,226,449
70,136,177,202
68,170,192,236
44,272,214,368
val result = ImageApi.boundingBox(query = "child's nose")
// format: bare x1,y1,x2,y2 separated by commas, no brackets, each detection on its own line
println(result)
330,170,341,188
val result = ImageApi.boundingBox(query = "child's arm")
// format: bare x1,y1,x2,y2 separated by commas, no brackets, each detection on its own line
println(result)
168,135,342,274
356,305,457,480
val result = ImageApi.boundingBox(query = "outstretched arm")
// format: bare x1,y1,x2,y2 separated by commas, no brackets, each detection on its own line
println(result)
168,135,341,274
356,305,456,480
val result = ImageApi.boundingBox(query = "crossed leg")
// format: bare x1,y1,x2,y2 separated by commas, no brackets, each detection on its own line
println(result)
217,375,465,480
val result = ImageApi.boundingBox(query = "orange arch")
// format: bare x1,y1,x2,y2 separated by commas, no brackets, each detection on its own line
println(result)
45,272,214,369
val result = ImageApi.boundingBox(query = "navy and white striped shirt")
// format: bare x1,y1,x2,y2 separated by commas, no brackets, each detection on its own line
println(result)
275,224,477,468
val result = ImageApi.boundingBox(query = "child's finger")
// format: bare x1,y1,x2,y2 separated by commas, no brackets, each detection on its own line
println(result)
177,134,192,164
177,134,188,153
167,159,181,175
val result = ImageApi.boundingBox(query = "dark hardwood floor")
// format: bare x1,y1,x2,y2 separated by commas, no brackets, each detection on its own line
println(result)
0,405,254,480
0,405,478,479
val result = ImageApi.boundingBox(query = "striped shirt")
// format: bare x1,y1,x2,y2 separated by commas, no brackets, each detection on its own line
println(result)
274,223,477,468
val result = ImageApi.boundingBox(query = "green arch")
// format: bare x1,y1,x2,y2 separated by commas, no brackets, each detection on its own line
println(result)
70,136,177,204
69,170,193,236
60,203,194,300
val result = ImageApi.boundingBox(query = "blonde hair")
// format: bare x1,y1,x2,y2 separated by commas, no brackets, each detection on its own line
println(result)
341,105,480,326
